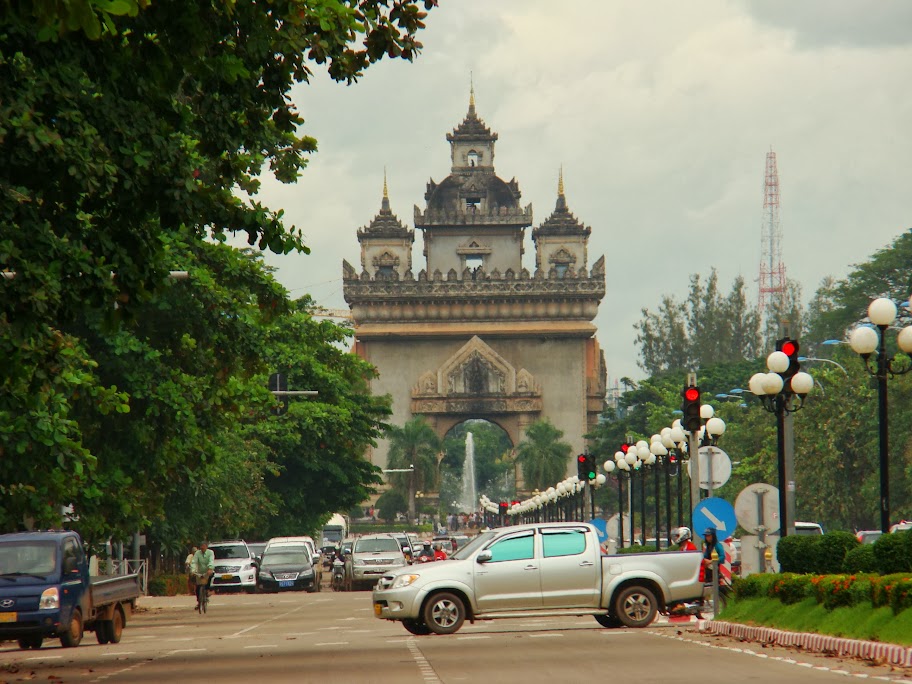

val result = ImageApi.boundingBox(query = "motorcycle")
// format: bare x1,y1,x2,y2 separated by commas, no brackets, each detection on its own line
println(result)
331,558,346,592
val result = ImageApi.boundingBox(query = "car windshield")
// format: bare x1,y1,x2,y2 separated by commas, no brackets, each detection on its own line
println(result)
262,550,310,567
794,527,822,536
0,541,57,575
450,531,496,560
212,544,249,560
247,543,267,557
354,538,401,554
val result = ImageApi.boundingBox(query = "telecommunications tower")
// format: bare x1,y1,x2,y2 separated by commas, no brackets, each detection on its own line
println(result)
758,149,786,310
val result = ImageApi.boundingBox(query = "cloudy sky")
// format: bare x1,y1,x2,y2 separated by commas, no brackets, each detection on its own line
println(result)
241,0,912,384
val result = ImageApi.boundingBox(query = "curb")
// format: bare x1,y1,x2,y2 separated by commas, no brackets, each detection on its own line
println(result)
698,620,912,668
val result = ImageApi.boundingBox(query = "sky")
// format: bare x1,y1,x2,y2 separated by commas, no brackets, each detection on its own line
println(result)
238,0,912,385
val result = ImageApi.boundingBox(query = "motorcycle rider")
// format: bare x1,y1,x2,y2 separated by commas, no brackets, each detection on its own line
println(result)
432,542,448,561
671,526,697,552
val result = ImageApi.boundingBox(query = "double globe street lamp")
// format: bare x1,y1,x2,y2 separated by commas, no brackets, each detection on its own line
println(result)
848,297,912,534
749,342,814,537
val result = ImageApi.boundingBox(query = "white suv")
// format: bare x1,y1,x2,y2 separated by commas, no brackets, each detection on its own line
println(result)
209,540,258,593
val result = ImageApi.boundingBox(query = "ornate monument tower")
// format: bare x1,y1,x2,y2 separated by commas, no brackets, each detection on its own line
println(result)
343,91,607,479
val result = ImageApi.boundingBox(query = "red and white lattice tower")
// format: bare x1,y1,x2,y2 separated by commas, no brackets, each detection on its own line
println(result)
758,149,786,310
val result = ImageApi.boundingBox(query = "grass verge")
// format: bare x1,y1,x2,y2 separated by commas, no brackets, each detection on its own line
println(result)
718,597,912,646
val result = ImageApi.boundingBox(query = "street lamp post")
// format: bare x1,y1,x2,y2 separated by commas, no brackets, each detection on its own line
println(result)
748,344,815,537
848,297,912,534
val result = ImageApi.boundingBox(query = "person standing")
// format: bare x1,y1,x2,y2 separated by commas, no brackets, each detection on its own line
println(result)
190,541,215,611
701,527,725,585
184,546,198,596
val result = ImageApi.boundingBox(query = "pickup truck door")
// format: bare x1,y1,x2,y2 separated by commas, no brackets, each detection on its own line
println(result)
473,530,542,612
538,527,600,608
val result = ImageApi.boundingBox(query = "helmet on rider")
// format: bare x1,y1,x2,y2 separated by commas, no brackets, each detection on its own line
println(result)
670,527,692,545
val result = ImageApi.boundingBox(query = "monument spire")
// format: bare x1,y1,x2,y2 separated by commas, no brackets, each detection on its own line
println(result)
556,166,567,210
468,73,476,116
382,167,390,211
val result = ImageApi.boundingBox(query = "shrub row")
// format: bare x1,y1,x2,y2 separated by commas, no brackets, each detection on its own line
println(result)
777,529,912,575
148,573,191,597
733,572,912,614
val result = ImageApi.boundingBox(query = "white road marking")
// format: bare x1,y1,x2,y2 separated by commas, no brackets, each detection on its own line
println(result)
314,641,349,646
169,648,207,654
456,635,490,640
244,644,278,649
528,633,563,638
165,637,195,642
226,603,307,639
102,651,136,656
25,656,62,661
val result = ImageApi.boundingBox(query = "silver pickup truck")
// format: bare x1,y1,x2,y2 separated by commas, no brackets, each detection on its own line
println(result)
372,522,703,635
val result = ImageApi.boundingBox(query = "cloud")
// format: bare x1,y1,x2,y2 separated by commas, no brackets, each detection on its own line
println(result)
247,0,912,386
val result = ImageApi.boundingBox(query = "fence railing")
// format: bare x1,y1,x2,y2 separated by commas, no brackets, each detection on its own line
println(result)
111,558,149,595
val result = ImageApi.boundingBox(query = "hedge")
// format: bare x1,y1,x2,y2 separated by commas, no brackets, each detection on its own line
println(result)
873,530,912,574
778,530,912,575
148,573,191,597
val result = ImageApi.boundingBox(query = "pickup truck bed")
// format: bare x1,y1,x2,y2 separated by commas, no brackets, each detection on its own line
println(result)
90,575,141,607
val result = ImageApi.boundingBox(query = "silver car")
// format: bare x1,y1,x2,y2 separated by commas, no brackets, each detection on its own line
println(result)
349,534,407,589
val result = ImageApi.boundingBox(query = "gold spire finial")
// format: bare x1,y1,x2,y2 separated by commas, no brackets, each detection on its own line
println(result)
558,166,565,196
383,167,388,199
469,72,475,109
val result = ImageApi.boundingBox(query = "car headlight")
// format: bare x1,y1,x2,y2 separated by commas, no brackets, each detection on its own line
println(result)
259,570,272,579
243,564,254,572
391,558,407,567
390,574,420,589
39,587,59,610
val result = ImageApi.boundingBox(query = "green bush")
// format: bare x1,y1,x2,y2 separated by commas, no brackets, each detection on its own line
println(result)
777,535,820,574
816,532,860,574
844,544,878,573
871,574,912,614
811,574,875,610
873,530,912,575
732,573,777,599
768,573,814,604
148,573,188,597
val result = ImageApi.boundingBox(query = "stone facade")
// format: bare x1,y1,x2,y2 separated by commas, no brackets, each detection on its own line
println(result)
343,91,607,482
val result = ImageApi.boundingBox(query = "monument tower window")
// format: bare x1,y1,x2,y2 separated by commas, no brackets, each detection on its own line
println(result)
466,197,481,213
465,255,483,271
467,151,479,167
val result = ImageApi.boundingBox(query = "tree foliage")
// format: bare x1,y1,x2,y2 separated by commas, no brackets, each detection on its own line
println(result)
385,417,441,522
516,419,572,491
635,270,762,375
439,420,514,508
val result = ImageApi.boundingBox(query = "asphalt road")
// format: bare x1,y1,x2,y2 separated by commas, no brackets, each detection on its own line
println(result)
1,588,907,683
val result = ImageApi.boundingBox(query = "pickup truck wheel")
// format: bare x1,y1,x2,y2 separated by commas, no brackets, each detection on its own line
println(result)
108,606,124,644
402,619,431,636
422,592,465,635
60,608,84,647
96,621,111,644
614,585,657,628
594,614,622,629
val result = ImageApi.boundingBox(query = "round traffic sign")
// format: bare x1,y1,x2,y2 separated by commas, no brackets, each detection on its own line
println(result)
687,446,732,490
734,483,780,533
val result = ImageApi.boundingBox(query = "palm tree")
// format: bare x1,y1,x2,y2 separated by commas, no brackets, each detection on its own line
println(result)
516,419,573,491
386,417,441,523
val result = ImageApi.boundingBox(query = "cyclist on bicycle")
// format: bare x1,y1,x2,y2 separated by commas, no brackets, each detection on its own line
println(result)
190,541,215,612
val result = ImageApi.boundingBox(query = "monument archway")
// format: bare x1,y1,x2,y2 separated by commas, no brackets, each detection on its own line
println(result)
344,91,607,484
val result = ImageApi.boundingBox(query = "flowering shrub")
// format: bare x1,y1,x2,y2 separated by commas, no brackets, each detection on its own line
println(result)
810,574,875,610
871,574,912,614
768,573,814,604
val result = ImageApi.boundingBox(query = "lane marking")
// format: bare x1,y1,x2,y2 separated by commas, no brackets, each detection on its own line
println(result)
102,651,136,656
169,648,207,654
314,641,349,646
25,656,62,661
456,635,490,640
244,644,278,649
528,633,563,638
226,603,307,639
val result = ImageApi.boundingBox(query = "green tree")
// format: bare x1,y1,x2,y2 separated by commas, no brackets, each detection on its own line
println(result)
516,420,572,491
439,420,514,507
386,417,441,523
0,0,436,523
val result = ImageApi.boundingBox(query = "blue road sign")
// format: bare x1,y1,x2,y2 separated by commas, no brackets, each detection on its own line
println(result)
693,497,738,538
589,518,608,543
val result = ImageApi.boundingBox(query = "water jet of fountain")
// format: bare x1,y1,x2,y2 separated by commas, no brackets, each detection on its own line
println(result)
460,432,477,513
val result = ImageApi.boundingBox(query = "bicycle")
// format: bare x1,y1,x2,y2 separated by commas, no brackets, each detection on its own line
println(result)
195,571,213,614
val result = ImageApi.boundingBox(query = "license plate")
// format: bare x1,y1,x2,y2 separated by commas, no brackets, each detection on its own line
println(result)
0,612,16,622
279,580,293,587
373,604,382,616
221,574,233,580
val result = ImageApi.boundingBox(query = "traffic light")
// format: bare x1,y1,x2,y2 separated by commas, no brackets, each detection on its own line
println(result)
681,384,701,433
585,454,597,481
776,337,801,382
577,454,588,480
498,501,508,515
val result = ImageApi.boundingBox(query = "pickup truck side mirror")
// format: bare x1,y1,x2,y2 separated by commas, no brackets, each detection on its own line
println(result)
476,550,493,564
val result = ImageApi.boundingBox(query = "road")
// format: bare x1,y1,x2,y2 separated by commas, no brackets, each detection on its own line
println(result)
0,589,906,683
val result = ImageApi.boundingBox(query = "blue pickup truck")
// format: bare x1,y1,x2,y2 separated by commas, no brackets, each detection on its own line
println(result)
0,531,141,650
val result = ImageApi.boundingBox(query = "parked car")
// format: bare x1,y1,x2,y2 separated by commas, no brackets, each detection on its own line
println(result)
856,530,883,545
350,534,408,589
794,522,824,536
209,540,258,593
256,545,319,593
247,542,267,561
889,521,912,534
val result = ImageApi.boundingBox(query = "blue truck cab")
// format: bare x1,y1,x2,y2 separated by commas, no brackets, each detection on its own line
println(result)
0,530,140,650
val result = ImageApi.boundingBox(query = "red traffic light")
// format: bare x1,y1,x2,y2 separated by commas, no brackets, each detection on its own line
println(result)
578,454,587,463
620,443,630,453
684,387,700,401
781,340,797,356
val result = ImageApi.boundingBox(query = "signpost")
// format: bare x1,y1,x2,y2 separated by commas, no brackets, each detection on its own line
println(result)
735,483,780,576
692,497,738,538
695,446,732,495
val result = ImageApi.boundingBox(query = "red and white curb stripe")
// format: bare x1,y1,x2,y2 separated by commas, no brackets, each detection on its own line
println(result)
697,620,912,668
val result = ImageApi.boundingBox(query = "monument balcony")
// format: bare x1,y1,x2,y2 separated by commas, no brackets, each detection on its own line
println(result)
414,204,533,228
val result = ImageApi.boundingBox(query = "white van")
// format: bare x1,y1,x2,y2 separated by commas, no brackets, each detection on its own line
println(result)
794,522,824,536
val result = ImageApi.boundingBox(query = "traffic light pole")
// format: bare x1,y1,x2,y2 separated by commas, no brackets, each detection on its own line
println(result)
685,373,700,532
775,395,788,539
784,410,796,537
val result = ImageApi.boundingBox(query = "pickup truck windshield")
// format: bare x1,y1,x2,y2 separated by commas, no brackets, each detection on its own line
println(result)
0,541,57,575
449,531,496,560
354,539,400,553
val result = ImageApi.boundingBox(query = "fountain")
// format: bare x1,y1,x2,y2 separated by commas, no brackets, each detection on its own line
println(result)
459,431,477,513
